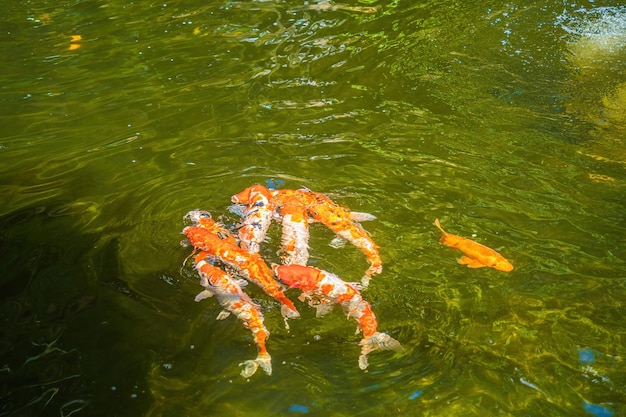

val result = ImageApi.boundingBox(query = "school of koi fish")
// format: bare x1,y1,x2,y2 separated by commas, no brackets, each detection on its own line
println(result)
180,184,513,378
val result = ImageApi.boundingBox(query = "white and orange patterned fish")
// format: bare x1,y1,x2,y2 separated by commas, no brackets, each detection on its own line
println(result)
307,192,381,287
193,252,272,377
273,264,402,370
231,184,275,253
184,210,239,245
183,213,300,320
271,189,314,265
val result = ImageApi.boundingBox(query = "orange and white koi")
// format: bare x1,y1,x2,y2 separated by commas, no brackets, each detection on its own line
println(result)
434,218,514,272
271,189,314,265
273,264,402,370
184,210,239,245
231,185,275,253
183,217,300,319
193,252,271,377
307,192,382,286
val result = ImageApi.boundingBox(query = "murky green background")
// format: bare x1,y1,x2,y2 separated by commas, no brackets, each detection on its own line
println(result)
1,0,625,416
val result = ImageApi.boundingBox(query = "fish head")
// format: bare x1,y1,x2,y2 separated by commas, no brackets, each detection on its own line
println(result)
280,196,309,220
231,187,252,204
481,254,514,272
182,226,208,250
273,264,318,290
309,205,339,224
232,184,270,204
273,264,300,287
184,209,211,224
494,259,514,272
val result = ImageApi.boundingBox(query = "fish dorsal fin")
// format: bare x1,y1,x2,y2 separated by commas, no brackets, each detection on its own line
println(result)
458,256,487,268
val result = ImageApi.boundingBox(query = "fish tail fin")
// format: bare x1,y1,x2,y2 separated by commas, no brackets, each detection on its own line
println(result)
358,332,403,370
239,352,272,378
257,352,272,375
434,218,447,235
361,332,403,353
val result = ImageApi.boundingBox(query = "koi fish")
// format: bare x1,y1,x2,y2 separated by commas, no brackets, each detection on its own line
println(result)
271,189,314,265
434,218,514,272
231,185,275,253
193,252,271,377
183,218,300,319
307,192,382,287
273,264,402,370
184,210,239,246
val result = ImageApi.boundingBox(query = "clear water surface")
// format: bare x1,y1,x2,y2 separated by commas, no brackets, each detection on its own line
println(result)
1,0,625,416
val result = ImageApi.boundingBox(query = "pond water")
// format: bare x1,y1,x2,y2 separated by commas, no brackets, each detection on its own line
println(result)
1,1,625,416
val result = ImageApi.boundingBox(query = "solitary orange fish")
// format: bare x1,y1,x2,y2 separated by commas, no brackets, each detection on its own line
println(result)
434,219,514,272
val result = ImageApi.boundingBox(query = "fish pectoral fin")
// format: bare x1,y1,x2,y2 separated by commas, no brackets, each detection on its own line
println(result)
458,256,487,268
298,292,314,303
313,303,334,318
350,211,377,222
358,354,369,370
234,278,248,288
329,237,346,248
216,310,232,320
347,281,364,291
194,289,214,302
280,304,300,319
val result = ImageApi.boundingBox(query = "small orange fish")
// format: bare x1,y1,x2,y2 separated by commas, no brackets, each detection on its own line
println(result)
434,218,514,272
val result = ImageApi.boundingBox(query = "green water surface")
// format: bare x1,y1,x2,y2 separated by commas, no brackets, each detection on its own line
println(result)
1,1,625,416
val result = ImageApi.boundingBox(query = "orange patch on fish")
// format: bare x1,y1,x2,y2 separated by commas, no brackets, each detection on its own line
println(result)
434,218,514,272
